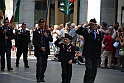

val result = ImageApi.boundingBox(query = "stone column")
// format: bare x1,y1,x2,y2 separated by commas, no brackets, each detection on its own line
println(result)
117,0,124,25
100,0,116,25
19,0,35,29
79,0,88,24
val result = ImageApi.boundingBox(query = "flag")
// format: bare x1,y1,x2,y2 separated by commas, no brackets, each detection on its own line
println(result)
0,0,6,21
13,0,20,23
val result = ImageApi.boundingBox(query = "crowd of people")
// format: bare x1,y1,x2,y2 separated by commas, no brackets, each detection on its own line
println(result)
49,20,124,72
0,17,124,83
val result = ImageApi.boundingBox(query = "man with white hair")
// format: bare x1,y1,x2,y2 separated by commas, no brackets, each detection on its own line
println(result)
60,24,65,38
68,23,77,43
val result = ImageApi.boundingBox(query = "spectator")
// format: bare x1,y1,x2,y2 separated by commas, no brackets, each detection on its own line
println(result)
69,23,77,43
100,30,113,68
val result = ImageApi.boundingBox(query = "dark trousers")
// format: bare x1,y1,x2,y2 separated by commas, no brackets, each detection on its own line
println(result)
121,56,124,69
0,46,12,69
61,62,72,83
16,48,28,66
111,47,117,65
36,55,48,79
84,58,99,83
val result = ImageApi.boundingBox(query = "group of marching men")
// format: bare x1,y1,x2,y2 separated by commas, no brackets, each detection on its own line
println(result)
0,17,30,72
2,17,124,83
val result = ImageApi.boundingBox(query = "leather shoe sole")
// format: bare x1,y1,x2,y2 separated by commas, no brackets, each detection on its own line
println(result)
8,68,13,71
41,79,45,82
25,65,29,68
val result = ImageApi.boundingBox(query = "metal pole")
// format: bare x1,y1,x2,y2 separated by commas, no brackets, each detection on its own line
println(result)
68,15,70,31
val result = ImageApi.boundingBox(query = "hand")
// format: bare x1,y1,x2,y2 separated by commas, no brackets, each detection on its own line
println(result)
5,36,8,40
3,29,7,33
59,37,64,40
68,60,72,64
89,22,95,26
81,23,84,26
77,25,82,28
17,32,21,34
44,32,48,37
41,47,46,51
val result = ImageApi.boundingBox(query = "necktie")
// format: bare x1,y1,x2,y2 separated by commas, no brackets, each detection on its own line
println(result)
23,30,25,33
40,29,44,46
92,30,96,40
22,29,25,33
5,26,8,31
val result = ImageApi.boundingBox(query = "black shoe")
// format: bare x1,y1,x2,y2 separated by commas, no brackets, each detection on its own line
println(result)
37,78,42,82
121,69,124,72
25,65,29,68
41,78,45,82
1,68,4,71
61,81,66,83
106,67,111,69
8,67,13,71
16,64,19,67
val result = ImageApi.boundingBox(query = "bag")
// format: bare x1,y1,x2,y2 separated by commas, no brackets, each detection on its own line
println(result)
119,48,124,56
102,43,105,49
113,42,119,48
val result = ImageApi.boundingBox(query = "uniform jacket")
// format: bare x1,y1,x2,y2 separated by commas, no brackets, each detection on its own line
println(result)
33,28,53,57
54,38,75,63
76,27,102,59
0,26,15,48
15,29,30,48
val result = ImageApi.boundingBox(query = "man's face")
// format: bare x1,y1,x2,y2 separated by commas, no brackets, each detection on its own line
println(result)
91,23,97,30
22,25,26,29
4,20,9,26
60,24,64,29
39,22,45,29
64,38,71,44
70,26,74,29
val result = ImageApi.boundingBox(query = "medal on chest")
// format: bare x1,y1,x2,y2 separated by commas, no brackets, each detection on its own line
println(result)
63,44,72,52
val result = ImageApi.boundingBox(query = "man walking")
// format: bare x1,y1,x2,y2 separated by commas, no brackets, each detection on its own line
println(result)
33,19,53,82
15,22,30,68
0,17,15,71
76,18,102,83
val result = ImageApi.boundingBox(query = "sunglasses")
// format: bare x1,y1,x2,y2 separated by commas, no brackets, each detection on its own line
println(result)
92,24,97,26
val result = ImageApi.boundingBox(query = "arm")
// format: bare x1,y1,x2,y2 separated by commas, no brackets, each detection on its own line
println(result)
71,46,75,60
76,27,84,35
8,29,15,40
0,27,4,37
26,31,30,43
45,30,53,42
33,31,41,50
54,38,62,47
103,36,108,45
68,46,75,64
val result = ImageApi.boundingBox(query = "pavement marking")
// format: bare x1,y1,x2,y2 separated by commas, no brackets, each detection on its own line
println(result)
2,73,36,82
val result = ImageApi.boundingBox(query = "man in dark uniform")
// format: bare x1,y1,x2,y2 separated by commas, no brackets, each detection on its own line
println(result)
33,19,53,82
54,35,75,83
15,22,30,68
0,17,15,71
76,18,102,83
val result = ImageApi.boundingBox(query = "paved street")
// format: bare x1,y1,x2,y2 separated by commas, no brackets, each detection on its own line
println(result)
0,51,124,83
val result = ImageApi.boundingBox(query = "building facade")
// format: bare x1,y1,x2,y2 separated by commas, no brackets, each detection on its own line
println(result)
4,0,124,29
